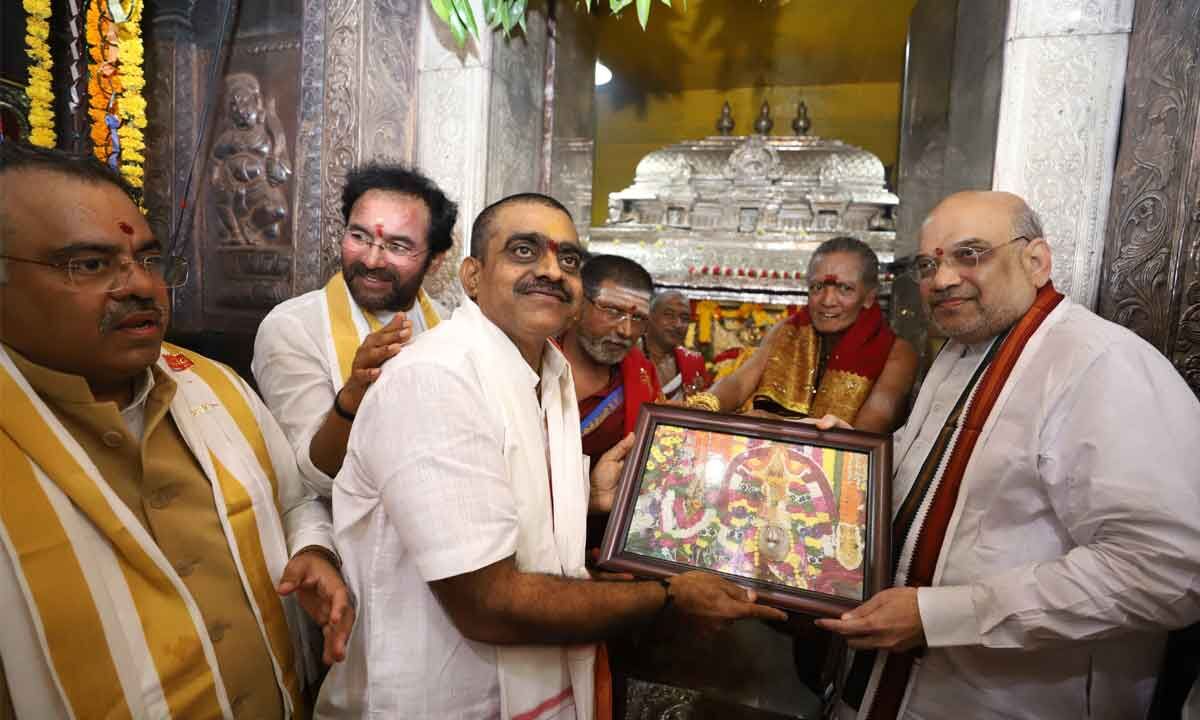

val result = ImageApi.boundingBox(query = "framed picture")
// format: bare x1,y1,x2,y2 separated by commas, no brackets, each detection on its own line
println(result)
599,404,892,617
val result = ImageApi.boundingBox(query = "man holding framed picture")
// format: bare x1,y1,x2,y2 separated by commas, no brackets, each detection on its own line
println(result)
817,191,1200,720
317,193,786,720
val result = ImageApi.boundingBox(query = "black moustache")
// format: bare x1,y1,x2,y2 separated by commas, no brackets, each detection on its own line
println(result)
347,265,397,284
99,300,166,333
518,282,571,301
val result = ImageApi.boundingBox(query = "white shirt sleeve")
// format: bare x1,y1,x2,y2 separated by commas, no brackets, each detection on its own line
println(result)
920,342,1200,649
252,310,337,497
350,360,520,582
235,371,336,559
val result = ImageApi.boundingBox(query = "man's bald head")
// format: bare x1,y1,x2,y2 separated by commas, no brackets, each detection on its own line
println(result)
650,289,687,312
923,191,1044,244
917,191,1053,344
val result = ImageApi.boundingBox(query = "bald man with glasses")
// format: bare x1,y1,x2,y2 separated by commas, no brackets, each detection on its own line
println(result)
0,142,348,719
815,191,1200,720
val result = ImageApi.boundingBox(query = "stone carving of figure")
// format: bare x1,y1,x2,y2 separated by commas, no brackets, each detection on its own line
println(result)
210,73,292,245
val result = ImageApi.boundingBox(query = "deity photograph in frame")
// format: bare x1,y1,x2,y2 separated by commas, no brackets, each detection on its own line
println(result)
599,405,892,617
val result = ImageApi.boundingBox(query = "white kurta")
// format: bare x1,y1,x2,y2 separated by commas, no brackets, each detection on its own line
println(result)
850,298,1200,719
317,299,594,720
252,285,444,496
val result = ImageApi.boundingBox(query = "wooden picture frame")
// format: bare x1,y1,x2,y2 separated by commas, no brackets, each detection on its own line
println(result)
599,404,892,617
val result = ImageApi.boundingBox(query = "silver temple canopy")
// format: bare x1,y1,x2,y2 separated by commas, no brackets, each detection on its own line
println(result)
588,126,899,304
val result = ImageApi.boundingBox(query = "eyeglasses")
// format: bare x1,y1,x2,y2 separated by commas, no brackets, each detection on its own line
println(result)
587,296,649,329
343,229,427,260
0,253,190,292
908,236,1030,282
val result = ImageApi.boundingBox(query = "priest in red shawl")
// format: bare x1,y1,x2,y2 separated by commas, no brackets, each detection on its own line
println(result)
694,237,917,433
560,254,662,465
642,289,711,400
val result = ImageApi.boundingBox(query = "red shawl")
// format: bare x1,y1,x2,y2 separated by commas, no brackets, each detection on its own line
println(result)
752,302,896,422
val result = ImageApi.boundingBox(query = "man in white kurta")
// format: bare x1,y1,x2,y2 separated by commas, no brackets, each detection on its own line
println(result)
253,162,455,494
819,191,1200,719
318,193,788,720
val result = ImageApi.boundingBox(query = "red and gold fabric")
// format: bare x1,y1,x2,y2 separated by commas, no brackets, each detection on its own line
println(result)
579,347,661,460
751,302,895,423
673,346,711,392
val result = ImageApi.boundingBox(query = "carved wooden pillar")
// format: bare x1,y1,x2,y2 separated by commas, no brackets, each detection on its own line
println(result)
1098,0,1200,396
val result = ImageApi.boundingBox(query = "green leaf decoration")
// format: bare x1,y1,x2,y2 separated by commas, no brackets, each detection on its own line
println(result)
453,0,480,39
448,3,467,46
431,0,453,24
430,0,683,41
636,0,650,28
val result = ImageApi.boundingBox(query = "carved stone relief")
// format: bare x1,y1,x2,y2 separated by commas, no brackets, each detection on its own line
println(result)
209,72,293,247
195,36,300,323
992,1,1133,307
1099,0,1200,396
321,0,364,281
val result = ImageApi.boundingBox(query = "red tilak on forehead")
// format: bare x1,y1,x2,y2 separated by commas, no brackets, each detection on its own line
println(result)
822,274,838,284
118,221,133,235
374,223,384,240
545,238,562,254
934,247,945,257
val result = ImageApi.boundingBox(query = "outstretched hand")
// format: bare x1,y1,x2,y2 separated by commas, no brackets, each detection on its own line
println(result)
278,548,356,664
590,433,636,512
815,587,924,652
666,571,789,632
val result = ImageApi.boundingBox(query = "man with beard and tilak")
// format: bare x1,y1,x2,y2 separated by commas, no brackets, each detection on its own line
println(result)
252,162,457,494
0,142,350,718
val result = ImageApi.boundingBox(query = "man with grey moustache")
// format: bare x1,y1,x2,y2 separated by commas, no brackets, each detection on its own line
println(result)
559,254,662,465
0,142,350,718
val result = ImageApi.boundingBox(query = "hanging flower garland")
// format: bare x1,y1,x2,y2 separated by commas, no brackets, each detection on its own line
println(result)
85,0,146,188
23,0,56,148
114,0,145,187
86,0,118,157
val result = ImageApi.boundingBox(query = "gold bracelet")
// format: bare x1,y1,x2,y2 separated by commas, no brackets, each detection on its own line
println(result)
686,391,720,412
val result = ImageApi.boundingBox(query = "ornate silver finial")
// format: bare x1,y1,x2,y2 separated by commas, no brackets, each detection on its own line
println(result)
754,100,773,135
792,100,811,136
716,101,735,136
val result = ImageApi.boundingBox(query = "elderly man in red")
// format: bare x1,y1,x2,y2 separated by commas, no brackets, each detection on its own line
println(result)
696,236,917,433
641,289,710,401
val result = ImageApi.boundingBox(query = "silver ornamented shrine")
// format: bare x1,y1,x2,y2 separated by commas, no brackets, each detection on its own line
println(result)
589,103,899,306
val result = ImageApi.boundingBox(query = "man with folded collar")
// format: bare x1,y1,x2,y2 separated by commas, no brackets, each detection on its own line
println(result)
696,236,916,433
0,142,350,719
816,191,1200,719
318,193,786,719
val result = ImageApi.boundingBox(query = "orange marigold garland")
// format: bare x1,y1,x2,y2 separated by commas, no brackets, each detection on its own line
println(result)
86,0,118,156
85,0,146,188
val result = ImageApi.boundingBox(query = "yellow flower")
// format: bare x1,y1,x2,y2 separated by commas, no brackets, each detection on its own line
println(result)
23,0,55,147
